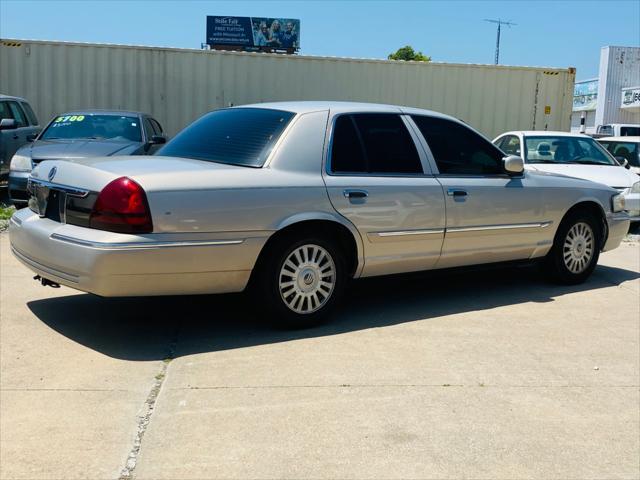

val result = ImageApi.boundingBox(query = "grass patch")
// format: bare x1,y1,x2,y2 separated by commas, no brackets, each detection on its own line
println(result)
0,204,16,220
0,203,16,232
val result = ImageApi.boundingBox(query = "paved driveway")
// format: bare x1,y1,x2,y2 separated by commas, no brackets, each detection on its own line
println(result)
1,232,638,479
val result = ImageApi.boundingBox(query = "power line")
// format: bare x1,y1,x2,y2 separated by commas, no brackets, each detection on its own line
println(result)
484,19,517,65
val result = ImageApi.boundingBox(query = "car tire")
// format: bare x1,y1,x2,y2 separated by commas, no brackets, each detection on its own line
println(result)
543,210,601,285
253,234,347,329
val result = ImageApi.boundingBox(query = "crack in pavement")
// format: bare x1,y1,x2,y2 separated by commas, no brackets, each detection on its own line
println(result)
118,325,180,480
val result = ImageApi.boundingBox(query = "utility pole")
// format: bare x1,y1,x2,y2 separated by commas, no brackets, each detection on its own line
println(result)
484,19,516,64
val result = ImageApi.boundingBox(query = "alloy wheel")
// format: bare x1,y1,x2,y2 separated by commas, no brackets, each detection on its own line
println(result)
278,244,336,314
563,222,594,274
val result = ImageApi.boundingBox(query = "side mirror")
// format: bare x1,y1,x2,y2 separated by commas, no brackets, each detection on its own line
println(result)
149,135,166,145
503,155,524,175
26,133,38,142
615,156,630,169
0,118,17,130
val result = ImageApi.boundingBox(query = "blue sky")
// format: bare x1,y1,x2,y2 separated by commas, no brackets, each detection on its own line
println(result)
1,0,639,79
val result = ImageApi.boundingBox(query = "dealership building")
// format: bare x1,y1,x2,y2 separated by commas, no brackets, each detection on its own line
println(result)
571,46,640,134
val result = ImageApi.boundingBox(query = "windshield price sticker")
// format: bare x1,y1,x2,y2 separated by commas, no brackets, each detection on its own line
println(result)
53,115,85,127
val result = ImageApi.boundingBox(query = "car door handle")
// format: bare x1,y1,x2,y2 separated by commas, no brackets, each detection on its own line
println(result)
343,189,368,199
12,135,19,140
447,189,468,197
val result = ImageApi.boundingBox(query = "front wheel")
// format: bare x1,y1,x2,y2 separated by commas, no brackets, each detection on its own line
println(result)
253,236,347,328
543,211,601,284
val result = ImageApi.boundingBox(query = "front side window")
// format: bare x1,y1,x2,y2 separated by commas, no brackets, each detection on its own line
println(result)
524,136,616,166
41,114,142,142
600,140,640,167
330,113,423,174
8,102,27,127
158,108,294,167
0,101,11,120
150,118,163,134
21,102,39,126
412,115,503,175
496,135,521,156
143,117,157,139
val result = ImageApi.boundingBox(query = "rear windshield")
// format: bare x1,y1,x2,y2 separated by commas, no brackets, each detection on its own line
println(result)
158,108,295,167
41,114,142,142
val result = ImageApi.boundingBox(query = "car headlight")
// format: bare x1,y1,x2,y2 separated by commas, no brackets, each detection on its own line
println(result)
9,154,32,172
612,193,626,212
631,181,640,194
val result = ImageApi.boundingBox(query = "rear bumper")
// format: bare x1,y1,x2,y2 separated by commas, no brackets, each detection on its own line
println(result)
603,212,630,252
9,209,270,297
8,171,29,205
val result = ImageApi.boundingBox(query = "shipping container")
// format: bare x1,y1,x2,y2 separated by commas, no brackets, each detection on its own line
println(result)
1,39,575,138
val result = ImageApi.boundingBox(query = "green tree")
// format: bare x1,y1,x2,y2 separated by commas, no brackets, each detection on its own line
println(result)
387,45,431,62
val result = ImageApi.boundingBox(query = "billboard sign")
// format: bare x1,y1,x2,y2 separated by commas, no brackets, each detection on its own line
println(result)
621,86,640,110
206,16,300,50
573,79,598,112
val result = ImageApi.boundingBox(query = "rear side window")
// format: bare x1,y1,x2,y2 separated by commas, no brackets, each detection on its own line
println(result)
621,126,640,136
331,116,366,173
412,115,503,175
21,102,39,126
158,108,294,167
330,113,422,174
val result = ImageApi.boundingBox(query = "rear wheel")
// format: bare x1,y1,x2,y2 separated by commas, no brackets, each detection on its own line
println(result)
544,210,601,284
253,235,347,328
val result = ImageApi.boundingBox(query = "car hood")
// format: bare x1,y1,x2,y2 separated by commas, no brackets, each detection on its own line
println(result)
21,139,142,160
527,163,639,188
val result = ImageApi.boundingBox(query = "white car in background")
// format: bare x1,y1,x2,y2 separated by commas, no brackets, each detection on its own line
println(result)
598,136,640,176
493,131,640,221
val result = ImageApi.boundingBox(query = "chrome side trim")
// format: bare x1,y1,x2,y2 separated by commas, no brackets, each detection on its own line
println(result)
447,222,552,233
9,215,22,227
28,178,90,198
376,228,445,237
50,233,245,250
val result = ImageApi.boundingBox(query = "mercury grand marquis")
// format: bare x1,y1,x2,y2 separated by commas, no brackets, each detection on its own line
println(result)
9,102,630,327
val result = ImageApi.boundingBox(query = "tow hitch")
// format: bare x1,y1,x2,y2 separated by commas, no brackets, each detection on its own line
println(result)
33,275,60,288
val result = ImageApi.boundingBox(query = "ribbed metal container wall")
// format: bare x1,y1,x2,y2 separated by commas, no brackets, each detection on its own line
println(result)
595,46,640,126
1,39,575,138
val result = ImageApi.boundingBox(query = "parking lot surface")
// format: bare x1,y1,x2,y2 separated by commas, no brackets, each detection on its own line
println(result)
1,232,639,479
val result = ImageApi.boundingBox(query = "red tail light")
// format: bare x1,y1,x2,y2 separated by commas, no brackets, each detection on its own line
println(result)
89,177,153,233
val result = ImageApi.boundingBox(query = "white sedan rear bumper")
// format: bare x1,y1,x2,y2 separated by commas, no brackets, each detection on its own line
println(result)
9,208,269,297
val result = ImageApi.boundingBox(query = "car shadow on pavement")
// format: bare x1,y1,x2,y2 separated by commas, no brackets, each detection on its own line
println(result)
27,263,639,361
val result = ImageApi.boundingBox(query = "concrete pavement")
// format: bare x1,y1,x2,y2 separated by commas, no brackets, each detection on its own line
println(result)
1,232,638,479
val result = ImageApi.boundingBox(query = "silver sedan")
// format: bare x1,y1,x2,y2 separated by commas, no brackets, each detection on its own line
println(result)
9,102,630,327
